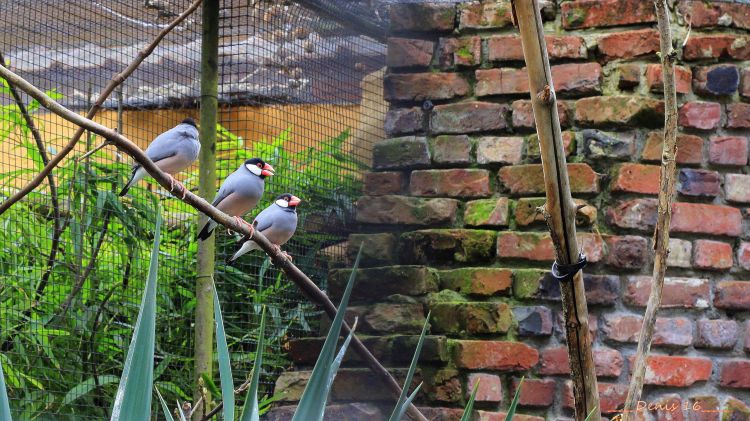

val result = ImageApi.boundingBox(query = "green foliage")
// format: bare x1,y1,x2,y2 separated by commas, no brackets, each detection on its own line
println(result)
460,380,479,421
506,377,524,421
110,211,162,421
239,307,266,421
213,280,235,421
0,356,12,421
388,313,430,421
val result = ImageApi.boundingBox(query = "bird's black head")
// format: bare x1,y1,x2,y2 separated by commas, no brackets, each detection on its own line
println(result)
275,193,301,210
181,117,197,128
244,158,275,178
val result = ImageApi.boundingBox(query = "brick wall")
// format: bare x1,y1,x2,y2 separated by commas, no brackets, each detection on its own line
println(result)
270,1,750,420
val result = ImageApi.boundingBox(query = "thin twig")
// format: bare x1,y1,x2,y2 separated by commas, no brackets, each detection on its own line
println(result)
0,52,66,304
0,0,203,216
193,376,253,420
0,65,427,421
623,1,679,418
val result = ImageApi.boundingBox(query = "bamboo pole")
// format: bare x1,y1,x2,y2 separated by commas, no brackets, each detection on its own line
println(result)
623,1,679,417
194,0,219,418
512,2,600,420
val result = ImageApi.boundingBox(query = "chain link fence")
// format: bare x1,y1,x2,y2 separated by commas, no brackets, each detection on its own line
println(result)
0,1,385,418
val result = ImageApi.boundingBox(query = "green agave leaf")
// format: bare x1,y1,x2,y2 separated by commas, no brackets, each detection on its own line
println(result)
0,357,12,421
176,401,188,421
155,387,175,421
325,317,357,393
239,306,266,421
213,281,235,421
505,377,524,421
110,212,162,421
460,379,480,421
388,312,431,421
63,375,119,405
291,246,362,421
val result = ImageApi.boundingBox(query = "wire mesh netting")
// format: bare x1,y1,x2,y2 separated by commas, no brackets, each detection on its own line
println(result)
0,1,386,418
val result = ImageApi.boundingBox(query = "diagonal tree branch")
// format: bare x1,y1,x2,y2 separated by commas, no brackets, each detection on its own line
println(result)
0,64,428,421
0,0,203,217
623,1,679,417
0,52,64,302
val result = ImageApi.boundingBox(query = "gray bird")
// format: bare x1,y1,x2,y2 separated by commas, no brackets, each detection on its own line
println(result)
226,193,300,264
119,118,200,197
197,157,275,241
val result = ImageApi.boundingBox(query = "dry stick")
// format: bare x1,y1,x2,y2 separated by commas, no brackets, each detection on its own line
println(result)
623,1,679,417
0,52,64,302
0,0,203,217
0,65,428,421
512,2,601,421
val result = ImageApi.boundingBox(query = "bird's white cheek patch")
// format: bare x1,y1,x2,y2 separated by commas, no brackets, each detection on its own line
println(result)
276,199,288,208
246,164,262,176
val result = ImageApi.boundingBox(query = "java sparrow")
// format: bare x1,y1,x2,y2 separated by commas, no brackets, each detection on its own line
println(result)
119,118,200,198
197,158,275,241
226,193,300,263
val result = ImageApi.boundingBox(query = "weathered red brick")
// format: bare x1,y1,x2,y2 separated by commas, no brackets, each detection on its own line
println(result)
512,100,572,129
497,232,604,263
726,103,750,128
671,203,742,236
467,373,502,403
561,0,655,29
651,394,685,421
715,281,750,310
742,68,750,98
390,3,456,32
695,319,738,349
430,302,512,335
355,195,458,226
410,169,490,198
510,378,555,407
678,0,750,31
720,360,750,389
363,171,404,196
475,136,522,165
646,64,692,94
611,163,661,195
387,38,435,68
598,29,660,61
552,63,603,97
384,73,469,102
526,131,576,159
746,322,750,353
513,306,553,337
575,96,664,128
726,174,750,203
709,136,748,166
678,102,721,130
487,35,587,62
677,169,720,197
538,346,623,377
693,240,733,271
477,411,545,421
430,101,508,134
439,268,512,297
438,36,481,69
641,132,703,165
627,355,712,387
498,163,599,195
464,198,510,227
693,64,740,96
430,135,471,165
385,107,423,136
562,381,628,414
605,235,648,269
618,64,641,89
688,396,719,421
454,340,539,371
603,315,693,347
583,274,620,306
459,1,513,30
683,35,750,61
401,229,497,264
624,276,710,309
607,198,658,231
475,68,528,97
738,242,750,270
668,239,693,269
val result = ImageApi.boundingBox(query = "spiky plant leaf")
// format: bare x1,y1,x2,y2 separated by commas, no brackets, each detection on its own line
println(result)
505,377,524,421
388,313,431,421
0,358,11,421
176,401,188,421
291,246,362,421
239,307,267,421
110,212,162,421
213,281,235,421
460,379,480,421
155,387,175,421
325,318,358,393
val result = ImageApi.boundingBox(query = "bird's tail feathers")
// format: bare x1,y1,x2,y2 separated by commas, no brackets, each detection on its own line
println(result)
119,166,145,196
226,240,260,264
197,219,218,241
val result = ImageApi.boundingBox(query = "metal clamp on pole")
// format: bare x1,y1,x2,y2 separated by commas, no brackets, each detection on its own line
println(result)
551,253,587,282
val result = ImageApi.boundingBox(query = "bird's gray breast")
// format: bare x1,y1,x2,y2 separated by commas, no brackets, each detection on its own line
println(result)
259,207,298,246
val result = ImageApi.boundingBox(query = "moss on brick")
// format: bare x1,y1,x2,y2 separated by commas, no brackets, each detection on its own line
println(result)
513,269,546,299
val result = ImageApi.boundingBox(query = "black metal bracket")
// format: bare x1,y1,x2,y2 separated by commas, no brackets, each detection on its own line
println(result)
551,253,587,282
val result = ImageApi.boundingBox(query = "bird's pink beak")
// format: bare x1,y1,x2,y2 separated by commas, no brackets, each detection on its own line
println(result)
289,195,302,207
261,163,275,177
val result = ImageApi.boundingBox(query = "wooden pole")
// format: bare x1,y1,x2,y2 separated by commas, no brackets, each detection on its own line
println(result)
194,0,219,418
512,2,600,420
623,1,679,417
